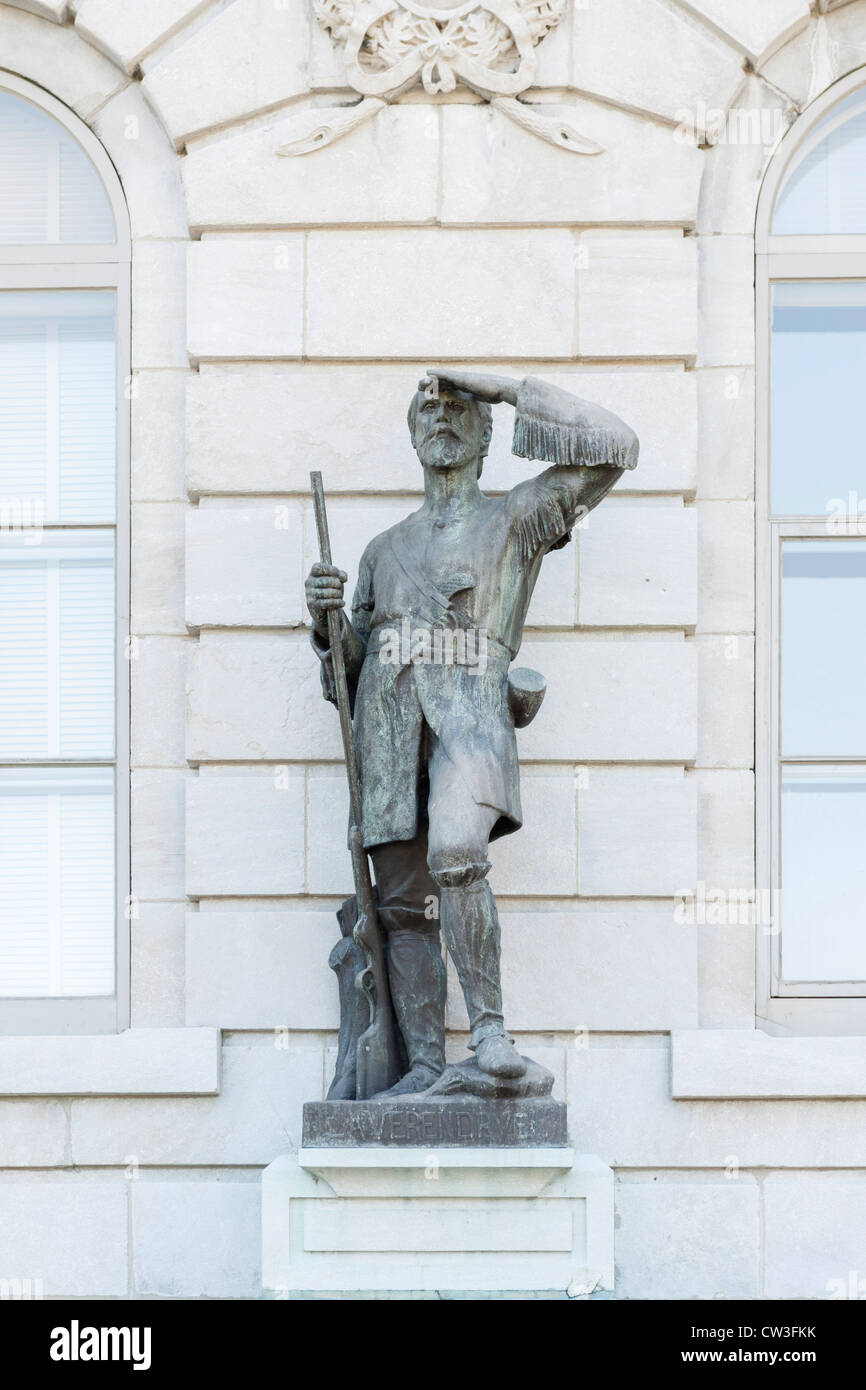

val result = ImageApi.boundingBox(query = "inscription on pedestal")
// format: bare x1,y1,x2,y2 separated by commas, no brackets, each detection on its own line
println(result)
303,1099,568,1148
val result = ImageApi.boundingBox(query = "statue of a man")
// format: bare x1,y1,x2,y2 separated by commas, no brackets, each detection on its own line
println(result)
306,370,638,1096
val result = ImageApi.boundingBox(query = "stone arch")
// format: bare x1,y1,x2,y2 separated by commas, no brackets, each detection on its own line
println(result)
698,1,866,238
0,2,187,239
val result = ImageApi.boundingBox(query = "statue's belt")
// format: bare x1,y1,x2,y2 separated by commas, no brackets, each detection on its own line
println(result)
366,620,512,667
363,622,547,728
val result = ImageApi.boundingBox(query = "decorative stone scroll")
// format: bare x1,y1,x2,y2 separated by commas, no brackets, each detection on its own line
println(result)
276,0,603,156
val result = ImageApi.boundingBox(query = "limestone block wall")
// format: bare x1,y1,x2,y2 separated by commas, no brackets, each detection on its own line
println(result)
1,0,866,1299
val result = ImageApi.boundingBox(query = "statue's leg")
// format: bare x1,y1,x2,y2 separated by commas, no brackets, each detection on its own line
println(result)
426,746,526,1079
368,835,446,1097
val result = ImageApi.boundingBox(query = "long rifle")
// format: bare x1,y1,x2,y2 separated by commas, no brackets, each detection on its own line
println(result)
310,471,401,1099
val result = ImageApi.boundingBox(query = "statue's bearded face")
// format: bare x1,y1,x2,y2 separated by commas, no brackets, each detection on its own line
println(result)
410,389,491,474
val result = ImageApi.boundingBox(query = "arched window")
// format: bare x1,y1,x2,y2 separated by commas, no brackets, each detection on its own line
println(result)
757,71,866,1033
0,74,130,1033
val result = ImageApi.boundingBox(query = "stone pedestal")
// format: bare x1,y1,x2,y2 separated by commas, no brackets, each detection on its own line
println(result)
303,1097,568,1148
261,1146,614,1297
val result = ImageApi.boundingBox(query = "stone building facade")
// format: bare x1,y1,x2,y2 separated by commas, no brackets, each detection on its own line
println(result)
1,0,865,1299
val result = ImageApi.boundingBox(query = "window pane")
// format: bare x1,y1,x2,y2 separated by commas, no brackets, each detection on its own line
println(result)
773,88,866,234
771,282,866,515
0,766,114,997
0,89,115,244
0,531,114,760
781,540,866,756
781,768,866,981
0,291,116,524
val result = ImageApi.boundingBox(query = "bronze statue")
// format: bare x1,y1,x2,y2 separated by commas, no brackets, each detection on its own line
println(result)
306,370,638,1100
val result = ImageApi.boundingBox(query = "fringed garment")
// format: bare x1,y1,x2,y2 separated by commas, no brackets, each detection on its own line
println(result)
313,376,639,849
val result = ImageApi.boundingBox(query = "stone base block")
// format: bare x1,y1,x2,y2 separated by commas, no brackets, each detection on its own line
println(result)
261,1148,613,1296
303,1098,567,1148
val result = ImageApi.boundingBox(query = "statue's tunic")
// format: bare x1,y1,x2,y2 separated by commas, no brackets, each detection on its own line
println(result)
313,377,638,850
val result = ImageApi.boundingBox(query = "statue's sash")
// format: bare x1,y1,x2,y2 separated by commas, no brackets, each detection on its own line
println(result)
386,527,454,621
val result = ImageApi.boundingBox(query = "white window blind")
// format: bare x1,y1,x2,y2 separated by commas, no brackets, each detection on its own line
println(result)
781,770,866,982
0,287,118,998
0,534,115,760
0,91,115,245
0,291,116,523
769,296,866,991
0,79,126,1026
0,768,114,996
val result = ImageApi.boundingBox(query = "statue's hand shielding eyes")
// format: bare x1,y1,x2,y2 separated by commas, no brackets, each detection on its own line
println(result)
420,370,520,408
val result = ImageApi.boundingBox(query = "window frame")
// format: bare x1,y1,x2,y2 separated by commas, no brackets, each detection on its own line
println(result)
0,72,131,1035
756,68,866,1034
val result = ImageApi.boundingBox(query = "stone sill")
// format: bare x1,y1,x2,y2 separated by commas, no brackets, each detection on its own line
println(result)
0,1028,220,1096
300,1148,579,1199
672,1029,866,1100
299,1148,576,1169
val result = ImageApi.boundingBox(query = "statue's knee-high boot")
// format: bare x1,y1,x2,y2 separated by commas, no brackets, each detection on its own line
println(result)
369,836,446,1095
386,927,446,1085
434,874,505,1050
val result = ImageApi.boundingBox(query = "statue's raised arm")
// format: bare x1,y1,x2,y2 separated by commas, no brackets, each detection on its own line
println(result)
426,367,639,559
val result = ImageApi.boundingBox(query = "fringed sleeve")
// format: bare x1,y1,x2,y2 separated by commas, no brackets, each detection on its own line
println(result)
512,376,639,472
509,483,579,562
507,377,639,565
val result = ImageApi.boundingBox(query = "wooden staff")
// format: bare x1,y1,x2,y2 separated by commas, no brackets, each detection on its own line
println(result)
310,471,400,1099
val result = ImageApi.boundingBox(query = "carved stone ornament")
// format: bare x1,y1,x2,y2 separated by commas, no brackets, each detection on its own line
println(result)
276,0,603,156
